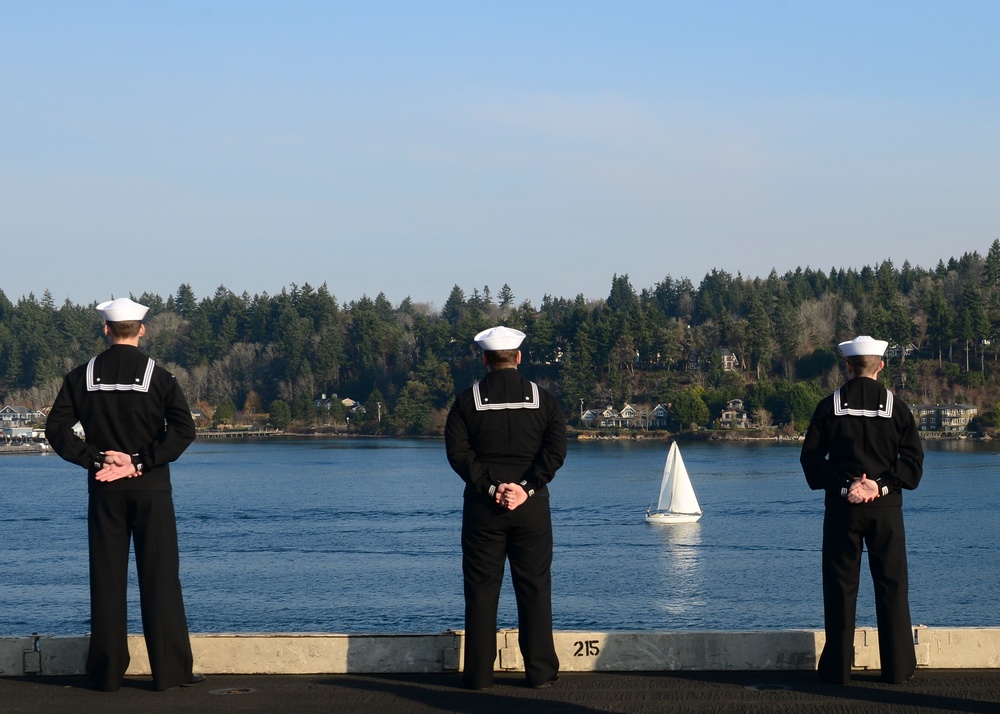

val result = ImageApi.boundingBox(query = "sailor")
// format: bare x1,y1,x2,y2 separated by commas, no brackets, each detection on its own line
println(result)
800,335,924,685
445,326,567,690
45,297,203,691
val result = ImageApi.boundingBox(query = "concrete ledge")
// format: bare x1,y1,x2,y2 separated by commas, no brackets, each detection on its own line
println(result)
190,632,463,675
2,628,998,677
549,630,824,672
0,637,36,677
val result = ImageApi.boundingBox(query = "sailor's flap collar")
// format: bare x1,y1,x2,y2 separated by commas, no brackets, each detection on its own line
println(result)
833,381,893,418
86,352,155,393
472,380,540,411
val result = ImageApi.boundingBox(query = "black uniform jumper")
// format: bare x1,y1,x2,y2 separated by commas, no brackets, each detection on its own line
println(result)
445,367,567,689
800,376,923,684
46,344,197,691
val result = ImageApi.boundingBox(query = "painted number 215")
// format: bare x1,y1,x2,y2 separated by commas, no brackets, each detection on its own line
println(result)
573,640,600,657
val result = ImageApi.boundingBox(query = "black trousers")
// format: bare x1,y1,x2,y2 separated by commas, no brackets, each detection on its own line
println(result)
461,494,558,688
87,490,193,691
819,504,915,684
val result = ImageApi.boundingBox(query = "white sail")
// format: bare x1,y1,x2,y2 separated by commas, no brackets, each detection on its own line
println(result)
646,442,702,524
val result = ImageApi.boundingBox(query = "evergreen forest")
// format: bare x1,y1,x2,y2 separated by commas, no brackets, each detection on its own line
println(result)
5,241,1000,436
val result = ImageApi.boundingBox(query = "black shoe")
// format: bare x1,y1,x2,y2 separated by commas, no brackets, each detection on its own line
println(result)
181,674,206,687
530,676,559,689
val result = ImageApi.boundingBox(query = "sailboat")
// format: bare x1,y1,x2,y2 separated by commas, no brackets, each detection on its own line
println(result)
645,441,702,524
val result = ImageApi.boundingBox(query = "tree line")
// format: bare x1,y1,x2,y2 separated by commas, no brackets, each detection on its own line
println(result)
4,240,1000,435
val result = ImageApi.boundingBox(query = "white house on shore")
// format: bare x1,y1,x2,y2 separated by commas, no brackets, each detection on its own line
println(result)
580,403,670,430
1,405,45,426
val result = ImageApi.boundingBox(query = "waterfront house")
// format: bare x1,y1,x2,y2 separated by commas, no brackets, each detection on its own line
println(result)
581,403,671,430
2,426,35,442
650,404,670,428
0,405,34,426
600,406,629,428
909,403,979,433
580,409,601,427
718,399,750,429
581,406,633,428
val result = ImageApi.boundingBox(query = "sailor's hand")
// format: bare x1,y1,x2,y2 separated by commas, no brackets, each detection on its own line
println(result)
847,474,878,504
496,483,528,511
102,450,131,467
95,450,141,482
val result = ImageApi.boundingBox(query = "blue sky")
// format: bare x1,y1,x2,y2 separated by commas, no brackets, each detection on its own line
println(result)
3,1,999,309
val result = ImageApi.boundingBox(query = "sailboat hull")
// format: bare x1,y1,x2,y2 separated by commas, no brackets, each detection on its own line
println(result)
645,511,701,524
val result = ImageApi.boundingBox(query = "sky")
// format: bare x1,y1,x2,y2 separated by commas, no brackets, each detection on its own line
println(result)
3,1,1000,310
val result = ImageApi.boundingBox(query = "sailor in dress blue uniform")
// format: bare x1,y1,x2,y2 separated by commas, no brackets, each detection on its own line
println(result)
800,336,924,685
445,326,567,690
46,298,202,691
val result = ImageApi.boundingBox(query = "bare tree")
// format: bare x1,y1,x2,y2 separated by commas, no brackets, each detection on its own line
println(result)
752,407,773,430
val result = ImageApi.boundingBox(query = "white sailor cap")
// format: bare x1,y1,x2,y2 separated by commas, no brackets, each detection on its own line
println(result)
838,335,888,357
96,297,149,322
474,326,526,351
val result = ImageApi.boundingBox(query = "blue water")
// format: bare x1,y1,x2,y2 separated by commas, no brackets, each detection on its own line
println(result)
1,438,998,636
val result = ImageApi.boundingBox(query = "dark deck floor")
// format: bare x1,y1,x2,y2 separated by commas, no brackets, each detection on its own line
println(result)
4,669,999,713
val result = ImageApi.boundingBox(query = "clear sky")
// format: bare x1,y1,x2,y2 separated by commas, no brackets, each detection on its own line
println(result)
3,1,999,309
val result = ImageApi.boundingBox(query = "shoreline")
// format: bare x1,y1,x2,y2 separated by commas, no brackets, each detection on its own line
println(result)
2,429,983,455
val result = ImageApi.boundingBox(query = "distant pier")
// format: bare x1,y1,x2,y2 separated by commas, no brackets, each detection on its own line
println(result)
0,443,50,455
194,428,281,439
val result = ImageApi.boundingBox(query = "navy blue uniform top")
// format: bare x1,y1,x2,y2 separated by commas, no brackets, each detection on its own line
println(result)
445,368,567,499
800,377,923,508
45,344,196,492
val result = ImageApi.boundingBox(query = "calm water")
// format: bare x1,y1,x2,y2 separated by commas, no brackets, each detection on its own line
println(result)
1,438,998,636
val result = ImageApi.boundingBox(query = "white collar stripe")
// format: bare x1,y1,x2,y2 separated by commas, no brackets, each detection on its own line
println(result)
85,356,155,393
472,381,541,411
832,387,893,418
